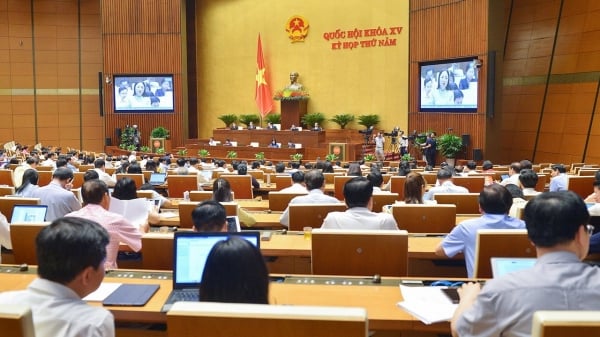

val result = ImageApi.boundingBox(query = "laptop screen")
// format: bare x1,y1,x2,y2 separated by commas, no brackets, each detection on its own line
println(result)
11,205,48,223
149,173,166,185
173,232,260,288
491,257,536,278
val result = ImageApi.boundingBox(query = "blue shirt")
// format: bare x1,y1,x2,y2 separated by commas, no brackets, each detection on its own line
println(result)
441,213,526,277
549,173,568,192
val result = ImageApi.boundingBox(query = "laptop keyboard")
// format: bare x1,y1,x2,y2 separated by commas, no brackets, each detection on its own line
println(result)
170,289,199,302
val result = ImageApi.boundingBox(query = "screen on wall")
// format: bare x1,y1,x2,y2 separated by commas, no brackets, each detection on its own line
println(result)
419,57,478,112
113,74,174,113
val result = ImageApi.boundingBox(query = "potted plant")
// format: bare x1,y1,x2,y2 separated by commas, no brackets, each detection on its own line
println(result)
290,153,303,161
198,149,210,159
437,133,463,166
325,153,339,161
255,152,265,161
150,126,170,139
357,114,380,129
177,149,187,156
155,148,165,155
140,145,151,153
217,114,238,128
363,154,375,162
238,114,260,127
400,153,414,162
301,112,326,129
226,150,238,159
329,114,355,129
265,113,281,125
119,125,137,149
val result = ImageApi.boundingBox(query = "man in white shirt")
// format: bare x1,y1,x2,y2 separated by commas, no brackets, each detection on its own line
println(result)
0,217,115,337
500,162,522,186
13,157,39,188
93,159,117,187
321,176,399,230
423,169,469,201
279,171,308,193
519,169,541,196
280,170,340,227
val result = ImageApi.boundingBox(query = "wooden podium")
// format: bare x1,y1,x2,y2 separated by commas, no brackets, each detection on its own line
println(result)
280,99,308,130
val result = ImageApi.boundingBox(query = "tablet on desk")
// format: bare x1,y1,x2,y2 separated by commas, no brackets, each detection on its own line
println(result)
102,284,160,306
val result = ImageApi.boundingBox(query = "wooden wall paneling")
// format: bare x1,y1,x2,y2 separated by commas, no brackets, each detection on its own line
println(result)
409,0,489,161
101,0,185,151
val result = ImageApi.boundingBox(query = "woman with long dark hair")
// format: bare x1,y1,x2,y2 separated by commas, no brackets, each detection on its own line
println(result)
15,169,39,197
200,237,269,304
211,178,256,227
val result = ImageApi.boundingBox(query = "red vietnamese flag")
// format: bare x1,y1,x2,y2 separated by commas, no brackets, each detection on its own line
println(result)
255,34,273,117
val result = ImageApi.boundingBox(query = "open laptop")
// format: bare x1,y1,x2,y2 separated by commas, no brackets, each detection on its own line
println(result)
199,170,213,182
161,231,260,312
490,257,536,278
149,173,167,186
11,205,48,223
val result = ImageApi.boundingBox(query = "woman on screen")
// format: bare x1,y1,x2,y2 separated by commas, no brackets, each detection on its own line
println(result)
200,236,269,304
459,65,477,90
129,82,150,108
115,86,130,109
154,78,171,97
433,70,454,105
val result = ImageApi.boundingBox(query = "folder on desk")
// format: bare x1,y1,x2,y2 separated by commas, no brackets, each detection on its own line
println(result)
102,284,160,306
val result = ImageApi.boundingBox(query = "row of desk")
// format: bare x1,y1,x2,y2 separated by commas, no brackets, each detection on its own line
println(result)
0,265,455,335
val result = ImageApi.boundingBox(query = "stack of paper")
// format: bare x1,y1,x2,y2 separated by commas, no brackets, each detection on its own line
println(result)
397,285,458,325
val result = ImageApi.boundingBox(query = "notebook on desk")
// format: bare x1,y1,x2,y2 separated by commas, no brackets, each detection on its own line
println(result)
149,173,167,186
11,205,48,223
161,231,260,312
491,257,536,278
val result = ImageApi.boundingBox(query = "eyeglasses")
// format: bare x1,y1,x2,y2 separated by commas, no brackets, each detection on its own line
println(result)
586,224,595,236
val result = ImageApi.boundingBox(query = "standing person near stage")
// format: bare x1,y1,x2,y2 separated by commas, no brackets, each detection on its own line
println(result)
399,130,409,156
374,131,385,162
421,132,437,167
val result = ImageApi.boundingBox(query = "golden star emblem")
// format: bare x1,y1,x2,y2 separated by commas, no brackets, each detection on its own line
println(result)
256,67,267,85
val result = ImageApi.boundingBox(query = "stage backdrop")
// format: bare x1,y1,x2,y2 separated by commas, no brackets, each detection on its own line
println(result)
195,0,409,139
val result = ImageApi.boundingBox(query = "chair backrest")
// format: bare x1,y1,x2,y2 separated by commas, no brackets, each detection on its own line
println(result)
167,302,368,337
178,201,238,229
474,229,535,278
189,191,214,202
312,229,408,277
0,186,15,196
71,171,86,189
452,176,485,193
371,193,399,213
167,175,199,198
36,171,53,187
0,169,15,186
141,232,173,270
389,176,406,200
333,176,354,200
136,190,154,199
142,170,153,183
105,167,117,176
535,174,547,192
10,222,50,264
323,172,343,184
78,164,94,172
391,204,457,233
115,173,145,188
568,176,595,199
268,192,307,212
433,193,480,214
274,175,292,191
0,197,40,221
531,311,600,337
0,304,36,337
288,203,347,231
248,170,264,181
579,169,598,176
35,166,53,171
421,173,438,185
222,175,253,199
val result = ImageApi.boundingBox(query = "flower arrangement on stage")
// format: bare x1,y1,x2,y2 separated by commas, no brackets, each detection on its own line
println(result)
273,88,309,101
